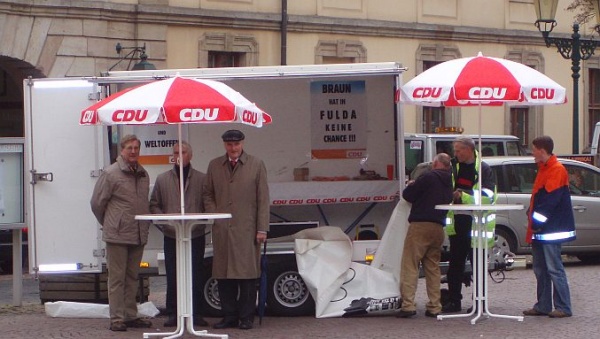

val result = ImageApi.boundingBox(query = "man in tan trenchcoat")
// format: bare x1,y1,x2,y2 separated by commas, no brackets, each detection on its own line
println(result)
202,129,269,330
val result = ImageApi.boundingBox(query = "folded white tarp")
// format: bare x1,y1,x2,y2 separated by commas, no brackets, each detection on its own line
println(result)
294,200,410,318
44,301,160,318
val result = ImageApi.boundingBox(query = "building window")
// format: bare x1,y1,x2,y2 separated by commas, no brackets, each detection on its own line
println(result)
208,52,243,68
415,45,461,132
198,33,258,68
588,68,600,148
505,51,544,144
315,40,366,64
422,60,445,133
510,107,529,148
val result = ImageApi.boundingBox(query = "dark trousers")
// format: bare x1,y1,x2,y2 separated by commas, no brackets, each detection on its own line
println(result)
164,235,206,317
217,278,258,322
446,214,473,304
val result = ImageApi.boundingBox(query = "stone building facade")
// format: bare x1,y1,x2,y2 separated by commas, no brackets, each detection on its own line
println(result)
0,0,597,152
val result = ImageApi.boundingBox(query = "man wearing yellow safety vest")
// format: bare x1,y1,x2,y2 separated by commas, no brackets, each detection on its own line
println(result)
442,137,496,314
522,136,574,318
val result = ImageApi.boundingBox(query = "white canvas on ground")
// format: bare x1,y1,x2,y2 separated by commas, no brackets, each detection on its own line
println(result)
44,301,159,319
294,201,410,318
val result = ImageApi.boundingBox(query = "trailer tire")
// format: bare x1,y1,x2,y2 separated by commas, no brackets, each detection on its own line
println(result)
199,262,224,317
266,263,315,316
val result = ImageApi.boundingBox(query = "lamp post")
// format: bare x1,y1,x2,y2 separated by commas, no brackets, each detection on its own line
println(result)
534,0,600,154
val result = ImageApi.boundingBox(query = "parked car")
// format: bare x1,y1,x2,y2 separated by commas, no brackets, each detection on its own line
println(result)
487,156,600,262
0,228,28,274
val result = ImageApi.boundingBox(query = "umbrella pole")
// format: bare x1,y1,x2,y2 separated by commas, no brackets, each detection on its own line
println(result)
477,104,483,206
178,123,185,215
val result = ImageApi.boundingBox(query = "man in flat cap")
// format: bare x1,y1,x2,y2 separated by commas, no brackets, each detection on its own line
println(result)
203,129,270,330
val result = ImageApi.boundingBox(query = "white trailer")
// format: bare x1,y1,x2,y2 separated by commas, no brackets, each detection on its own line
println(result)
24,62,406,315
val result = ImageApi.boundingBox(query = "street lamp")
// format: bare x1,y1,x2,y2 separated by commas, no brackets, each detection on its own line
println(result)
534,0,600,154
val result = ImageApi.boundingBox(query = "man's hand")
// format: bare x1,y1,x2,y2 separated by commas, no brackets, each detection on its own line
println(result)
256,232,267,244
453,189,463,203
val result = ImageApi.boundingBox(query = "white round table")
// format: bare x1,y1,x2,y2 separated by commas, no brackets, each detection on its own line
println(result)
135,213,231,339
435,204,524,324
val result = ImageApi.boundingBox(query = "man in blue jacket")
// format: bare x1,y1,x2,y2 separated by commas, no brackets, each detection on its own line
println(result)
397,153,453,318
523,135,575,318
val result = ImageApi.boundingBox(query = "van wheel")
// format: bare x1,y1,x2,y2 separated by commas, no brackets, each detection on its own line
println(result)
199,262,223,317
495,228,516,255
266,263,315,316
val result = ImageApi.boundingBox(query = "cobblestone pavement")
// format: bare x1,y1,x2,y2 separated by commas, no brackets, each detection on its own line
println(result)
0,260,597,339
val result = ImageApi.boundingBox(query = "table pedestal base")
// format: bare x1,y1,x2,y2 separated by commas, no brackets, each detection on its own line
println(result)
436,208,524,324
143,317,227,339
135,214,231,339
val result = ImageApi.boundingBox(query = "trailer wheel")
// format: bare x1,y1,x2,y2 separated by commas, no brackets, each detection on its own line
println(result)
266,264,315,316
199,262,224,317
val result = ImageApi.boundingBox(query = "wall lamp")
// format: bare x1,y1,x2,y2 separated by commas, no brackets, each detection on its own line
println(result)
108,42,157,71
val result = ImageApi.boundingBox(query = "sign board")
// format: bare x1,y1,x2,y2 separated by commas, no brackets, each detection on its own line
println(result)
0,143,24,224
310,81,367,159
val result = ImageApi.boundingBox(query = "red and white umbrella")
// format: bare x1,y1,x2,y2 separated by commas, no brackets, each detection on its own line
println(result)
79,76,272,214
400,52,566,107
400,52,567,204
80,76,272,127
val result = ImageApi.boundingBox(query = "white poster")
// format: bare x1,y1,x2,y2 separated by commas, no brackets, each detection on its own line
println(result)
132,125,188,165
310,81,367,159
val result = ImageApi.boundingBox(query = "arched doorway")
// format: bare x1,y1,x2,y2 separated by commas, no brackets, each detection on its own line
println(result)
0,57,43,274
0,56,45,138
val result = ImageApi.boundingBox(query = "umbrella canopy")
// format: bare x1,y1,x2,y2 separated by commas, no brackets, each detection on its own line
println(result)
79,76,272,214
400,52,566,107
400,52,566,204
80,76,272,127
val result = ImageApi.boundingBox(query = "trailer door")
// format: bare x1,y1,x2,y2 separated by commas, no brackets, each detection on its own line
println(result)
24,78,105,273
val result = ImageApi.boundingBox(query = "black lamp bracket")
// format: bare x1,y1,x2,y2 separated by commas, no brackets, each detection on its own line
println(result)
108,43,149,71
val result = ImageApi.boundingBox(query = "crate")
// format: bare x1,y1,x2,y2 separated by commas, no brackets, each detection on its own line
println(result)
39,270,149,304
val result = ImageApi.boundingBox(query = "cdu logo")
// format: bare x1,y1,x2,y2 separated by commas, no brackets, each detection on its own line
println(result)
80,110,94,123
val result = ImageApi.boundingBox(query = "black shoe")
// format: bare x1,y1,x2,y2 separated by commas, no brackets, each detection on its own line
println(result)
213,319,238,329
239,319,254,330
193,317,209,327
163,315,177,327
110,321,127,332
442,301,461,313
425,310,439,318
396,310,417,318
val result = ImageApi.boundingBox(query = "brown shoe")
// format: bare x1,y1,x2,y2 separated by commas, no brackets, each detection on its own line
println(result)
548,310,572,318
522,308,547,316
125,318,153,328
110,321,127,332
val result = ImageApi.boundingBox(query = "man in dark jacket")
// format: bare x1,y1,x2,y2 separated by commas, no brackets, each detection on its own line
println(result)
443,137,496,313
522,136,575,318
150,142,208,327
396,153,453,318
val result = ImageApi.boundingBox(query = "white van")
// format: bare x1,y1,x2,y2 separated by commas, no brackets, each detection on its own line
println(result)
404,133,528,178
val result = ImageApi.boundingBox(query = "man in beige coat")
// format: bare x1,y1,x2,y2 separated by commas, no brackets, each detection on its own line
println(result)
90,135,152,332
203,129,270,330
150,141,208,327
